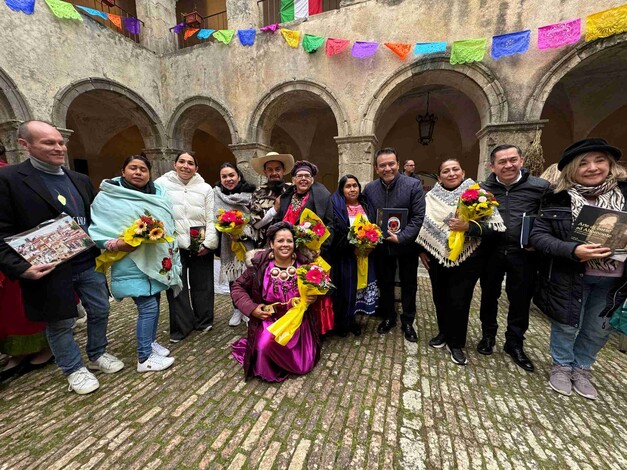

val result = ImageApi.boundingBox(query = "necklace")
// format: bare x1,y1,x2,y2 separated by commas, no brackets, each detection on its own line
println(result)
269,262,298,297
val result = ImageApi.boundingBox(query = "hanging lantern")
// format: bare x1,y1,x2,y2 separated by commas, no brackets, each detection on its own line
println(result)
416,92,437,146
183,8,203,28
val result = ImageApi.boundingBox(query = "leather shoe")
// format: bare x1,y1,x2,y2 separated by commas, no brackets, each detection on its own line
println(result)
476,337,495,356
350,323,362,337
401,323,418,343
503,343,535,372
377,319,396,335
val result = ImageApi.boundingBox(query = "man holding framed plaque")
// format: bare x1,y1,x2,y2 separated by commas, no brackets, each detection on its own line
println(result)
363,148,425,342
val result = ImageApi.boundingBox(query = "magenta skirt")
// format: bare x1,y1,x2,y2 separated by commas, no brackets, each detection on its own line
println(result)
232,316,318,382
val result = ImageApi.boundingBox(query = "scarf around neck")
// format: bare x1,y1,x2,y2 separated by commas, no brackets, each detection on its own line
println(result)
416,178,505,267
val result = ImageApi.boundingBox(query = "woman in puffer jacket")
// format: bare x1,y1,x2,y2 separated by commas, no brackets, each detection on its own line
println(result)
531,139,626,400
155,152,219,343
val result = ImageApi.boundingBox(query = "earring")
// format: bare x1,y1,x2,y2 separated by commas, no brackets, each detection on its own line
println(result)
291,253,296,260
268,252,275,259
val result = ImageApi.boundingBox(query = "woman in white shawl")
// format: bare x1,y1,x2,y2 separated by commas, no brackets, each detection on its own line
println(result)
416,159,505,366
213,163,256,326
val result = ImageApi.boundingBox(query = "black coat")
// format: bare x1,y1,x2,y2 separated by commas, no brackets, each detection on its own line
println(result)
481,170,550,251
530,182,627,327
0,160,100,322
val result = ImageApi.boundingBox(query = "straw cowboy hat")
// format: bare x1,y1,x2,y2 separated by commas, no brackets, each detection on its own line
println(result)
251,151,294,175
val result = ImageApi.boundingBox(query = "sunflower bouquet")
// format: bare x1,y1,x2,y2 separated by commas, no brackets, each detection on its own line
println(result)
293,208,330,267
215,209,249,261
95,210,175,273
267,263,335,346
448,184,499,261
348,213,383,288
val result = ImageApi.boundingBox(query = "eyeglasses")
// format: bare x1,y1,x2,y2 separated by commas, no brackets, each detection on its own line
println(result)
294,174,312,180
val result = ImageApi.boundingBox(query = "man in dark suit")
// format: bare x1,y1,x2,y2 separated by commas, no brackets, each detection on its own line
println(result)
0,121,124,394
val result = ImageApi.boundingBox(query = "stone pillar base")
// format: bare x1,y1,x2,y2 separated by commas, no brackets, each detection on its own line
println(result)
334,135,379,185
143,147,180,178
476,120,548,180
229,142,273,186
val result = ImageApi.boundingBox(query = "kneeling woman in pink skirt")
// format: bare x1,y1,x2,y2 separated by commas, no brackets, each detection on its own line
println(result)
230,222,319,382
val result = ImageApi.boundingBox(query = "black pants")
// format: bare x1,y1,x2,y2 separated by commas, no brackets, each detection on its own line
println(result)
166,249,215,341
373,246,419,325
426,251,484,348
479,248,537,347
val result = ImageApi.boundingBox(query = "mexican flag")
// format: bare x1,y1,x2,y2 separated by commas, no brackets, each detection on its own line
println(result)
281,0,323,23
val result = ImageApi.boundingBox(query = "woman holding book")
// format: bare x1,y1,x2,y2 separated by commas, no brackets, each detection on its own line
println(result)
530,138,627,400
90,155,182,373
416,159,505,366
214,162,256,327
155,152,219,343
230,222,319,382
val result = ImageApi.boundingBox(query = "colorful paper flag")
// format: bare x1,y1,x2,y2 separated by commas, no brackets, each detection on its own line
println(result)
450,38,487,64
260,23,280,33
197,29,215,40
326,38,350,56
385,43,412,60
173,22,185,34
586,4,627,42
108,13,122,29
213,30,235,45
281,0,322,22
414,42,447,55
491,30,530,59
124,17,141,35
302,34,325,53
4,0,34,14
538,18,581,49
281,28,300,48
184,28,199,40
44,0,82,21
75,5,108,20
352,41,378,58
238,29,256,46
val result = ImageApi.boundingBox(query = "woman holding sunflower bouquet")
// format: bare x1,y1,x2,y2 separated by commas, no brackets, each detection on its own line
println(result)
90,155,182,373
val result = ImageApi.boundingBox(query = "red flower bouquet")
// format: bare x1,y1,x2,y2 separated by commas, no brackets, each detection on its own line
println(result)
215,209,249,261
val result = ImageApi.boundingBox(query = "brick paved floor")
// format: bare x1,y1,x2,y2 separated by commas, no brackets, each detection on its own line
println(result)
1,278,626,469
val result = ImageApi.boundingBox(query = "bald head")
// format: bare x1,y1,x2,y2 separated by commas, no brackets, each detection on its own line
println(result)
17,120,67,167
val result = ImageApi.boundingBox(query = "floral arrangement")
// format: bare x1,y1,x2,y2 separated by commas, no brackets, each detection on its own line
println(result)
214,209,249,261
267,262,334,346
293,208,330,265
95,210,175,274
448,184,499,261
348,213,383,288
189,226,206,253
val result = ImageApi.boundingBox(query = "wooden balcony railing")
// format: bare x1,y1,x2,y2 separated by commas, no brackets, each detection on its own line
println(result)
172,10,229,49
70,0,142,43
257,0,340,26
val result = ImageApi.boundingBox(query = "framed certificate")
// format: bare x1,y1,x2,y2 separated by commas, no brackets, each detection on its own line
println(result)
376,208,408,235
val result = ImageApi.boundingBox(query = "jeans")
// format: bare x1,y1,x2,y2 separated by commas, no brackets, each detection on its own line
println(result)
550,275,618,369
45,268,110,375
133,294,161,363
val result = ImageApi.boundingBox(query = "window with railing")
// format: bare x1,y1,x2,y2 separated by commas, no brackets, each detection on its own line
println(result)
174,0,228,49
70,0,141,43
258,0,340,26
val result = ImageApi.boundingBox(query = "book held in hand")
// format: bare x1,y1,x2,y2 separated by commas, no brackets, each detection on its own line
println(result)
376,208,408,236
570,205,627,260
520,213,536,248
5,214,95,266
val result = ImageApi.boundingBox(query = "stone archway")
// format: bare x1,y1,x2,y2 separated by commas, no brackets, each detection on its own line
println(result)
167,96,238,183
51,78,166,184
247,81,348,190
525,34,627,165
364,57,507,180
0,66,33,164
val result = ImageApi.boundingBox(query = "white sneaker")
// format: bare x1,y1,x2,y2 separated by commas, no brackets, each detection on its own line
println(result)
202,325,213,332
67,367,100,395
229,309,243,326
87,353,125,374
137,353,175,373
151,342,170,357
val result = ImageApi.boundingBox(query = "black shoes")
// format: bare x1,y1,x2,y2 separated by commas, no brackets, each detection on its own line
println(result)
377,319,396,334
476,337,495,355
402,323,418,343
446,345,468,365
504,343,535,372
350,323,362,337
428,332,446,349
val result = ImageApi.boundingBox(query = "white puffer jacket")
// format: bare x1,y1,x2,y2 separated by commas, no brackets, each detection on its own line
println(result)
155,171,219,251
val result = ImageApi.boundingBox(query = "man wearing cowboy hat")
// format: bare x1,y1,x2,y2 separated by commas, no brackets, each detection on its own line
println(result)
249,151,295,248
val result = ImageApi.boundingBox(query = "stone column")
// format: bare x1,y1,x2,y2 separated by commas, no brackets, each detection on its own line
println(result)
334,135,378,185
229,142,273,186
476,120,548,180
57,127,74,167
0,120,27,164
135,0,178,55
144,147,179,178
